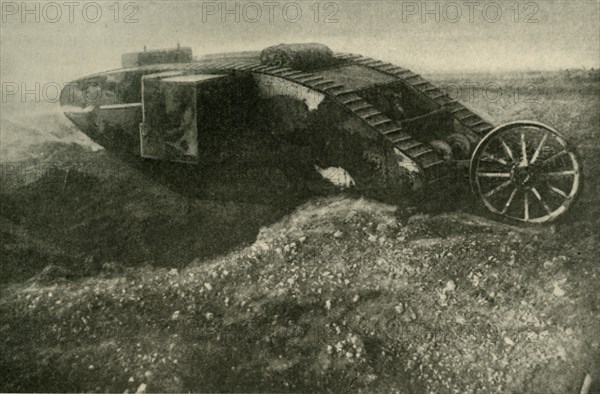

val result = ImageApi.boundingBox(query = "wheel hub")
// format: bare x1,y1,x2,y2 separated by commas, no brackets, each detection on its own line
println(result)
512,165,537,188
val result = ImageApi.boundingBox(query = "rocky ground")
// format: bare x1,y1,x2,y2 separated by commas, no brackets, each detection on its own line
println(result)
1,71,599,393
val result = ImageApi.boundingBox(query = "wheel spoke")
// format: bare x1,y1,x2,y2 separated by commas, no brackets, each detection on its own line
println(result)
481,154,509,166
484,180,512,197
523,191,530,221
531,187,553,214
500,138,515,162
546,170,576,177
547,183,569,198
520,133,528,166
530,132,548,164
501,188,518,214
542,150,567,165
477,172,511,178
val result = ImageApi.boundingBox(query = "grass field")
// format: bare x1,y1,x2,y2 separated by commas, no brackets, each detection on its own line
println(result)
1,71,599,393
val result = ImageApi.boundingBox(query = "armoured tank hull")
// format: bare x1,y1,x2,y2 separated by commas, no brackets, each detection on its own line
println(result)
60,44,582,223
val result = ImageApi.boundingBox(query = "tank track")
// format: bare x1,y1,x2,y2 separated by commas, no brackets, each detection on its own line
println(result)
144,55,490,183
333,53,496,135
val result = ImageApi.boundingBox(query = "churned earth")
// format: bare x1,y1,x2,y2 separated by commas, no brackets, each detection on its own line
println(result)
0,71,599,393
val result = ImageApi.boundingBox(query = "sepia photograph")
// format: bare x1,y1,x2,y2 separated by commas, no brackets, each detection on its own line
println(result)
1,1,599,392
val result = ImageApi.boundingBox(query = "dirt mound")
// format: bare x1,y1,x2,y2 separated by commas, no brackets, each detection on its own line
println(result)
1,195,598,393
1,151,298,284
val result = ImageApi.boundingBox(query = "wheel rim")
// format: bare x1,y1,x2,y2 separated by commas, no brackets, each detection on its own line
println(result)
470,121,581,223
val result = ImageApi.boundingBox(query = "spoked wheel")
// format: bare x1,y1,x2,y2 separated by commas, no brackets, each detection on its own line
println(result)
470,121,582,224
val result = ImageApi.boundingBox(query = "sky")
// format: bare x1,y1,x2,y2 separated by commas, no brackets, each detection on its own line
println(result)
1,0,599,88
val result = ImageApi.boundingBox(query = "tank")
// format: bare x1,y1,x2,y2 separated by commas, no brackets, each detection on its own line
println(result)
60,43,583,224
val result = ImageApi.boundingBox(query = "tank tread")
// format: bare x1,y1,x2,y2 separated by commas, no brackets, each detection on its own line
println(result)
379,64,402,72
236,62,262,71
248,64,271,72
369,117,393,127
355,107,380,117
260,66,286,73
397,140,423,150
422,159,445,169
453,108,473,118
334,53,496,138
336,53,363,61
412,80,430,87
390,133,413,143
322,84,345,93
395,70,415,77
268,67,293,75
429,92,446,100
348,102,373,112
289,72,314,80
376,122,401,134
339,95,363,105
358,59,385,67
278,70,305,77
473,123,494,133
407,146,435,157
382,126,404,136
310,80,337,89
331,88,358,97
297,76,324,84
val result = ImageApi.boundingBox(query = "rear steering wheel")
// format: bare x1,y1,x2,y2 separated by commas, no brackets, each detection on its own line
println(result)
469,121,582,224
